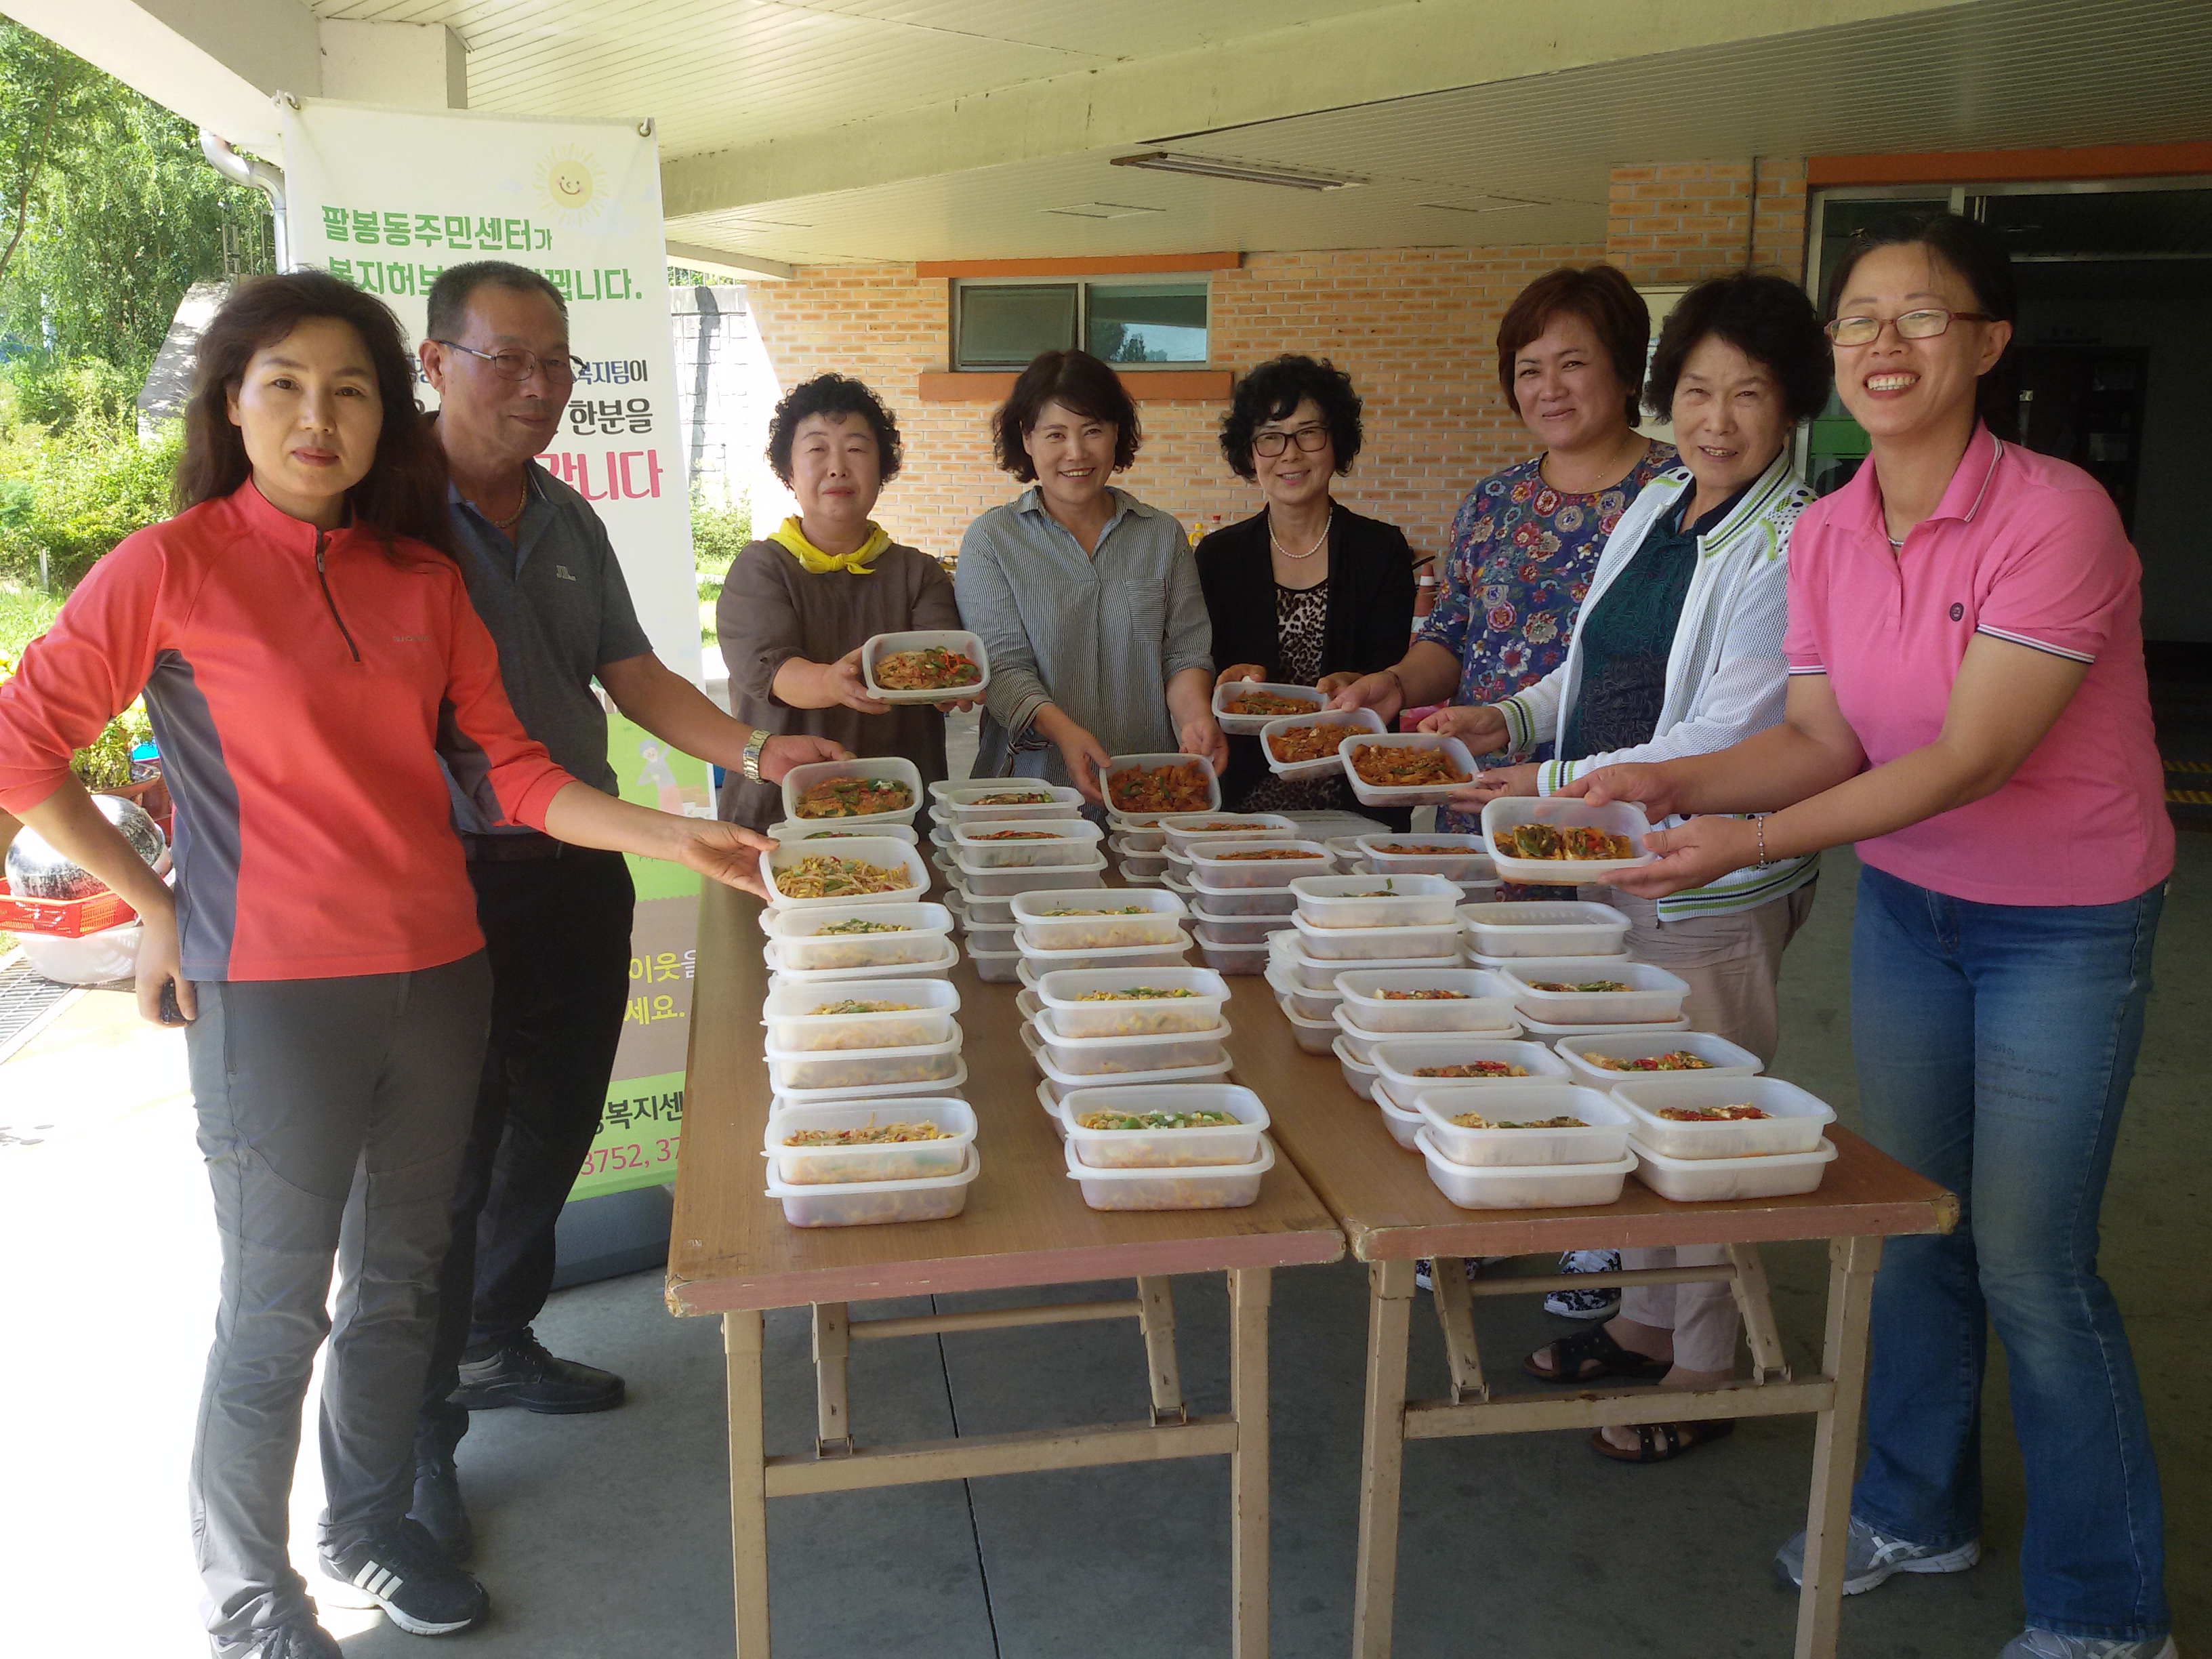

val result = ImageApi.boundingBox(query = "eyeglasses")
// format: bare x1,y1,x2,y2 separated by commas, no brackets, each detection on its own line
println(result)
1252,426,1332,457
1825,308,1994,348
434,340,586,384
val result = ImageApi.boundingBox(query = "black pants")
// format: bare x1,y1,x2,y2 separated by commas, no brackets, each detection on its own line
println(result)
417,848,634,1458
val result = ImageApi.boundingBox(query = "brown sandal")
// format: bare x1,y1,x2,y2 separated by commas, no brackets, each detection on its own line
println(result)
1588,1419,1736,1463
1523,1322,1672,1385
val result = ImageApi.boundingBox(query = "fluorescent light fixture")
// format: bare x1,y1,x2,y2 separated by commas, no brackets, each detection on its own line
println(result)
1417,197,1547,215
1111,152,1362,192
1043,201,1169,220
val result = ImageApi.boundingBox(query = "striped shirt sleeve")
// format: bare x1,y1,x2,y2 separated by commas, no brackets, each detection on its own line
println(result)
1972,480,2133,665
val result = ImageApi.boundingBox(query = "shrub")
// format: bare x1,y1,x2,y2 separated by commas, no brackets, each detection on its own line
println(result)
0,367,180,590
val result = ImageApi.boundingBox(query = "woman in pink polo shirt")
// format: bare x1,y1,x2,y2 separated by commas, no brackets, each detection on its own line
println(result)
1565,215,2173,1659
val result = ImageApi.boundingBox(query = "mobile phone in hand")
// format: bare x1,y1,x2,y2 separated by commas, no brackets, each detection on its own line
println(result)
159,980,189,1025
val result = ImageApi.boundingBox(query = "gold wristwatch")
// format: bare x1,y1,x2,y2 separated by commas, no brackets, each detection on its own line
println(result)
741,727,770,783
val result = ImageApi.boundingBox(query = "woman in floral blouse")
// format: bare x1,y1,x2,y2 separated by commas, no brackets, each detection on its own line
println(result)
1330,264,1677,836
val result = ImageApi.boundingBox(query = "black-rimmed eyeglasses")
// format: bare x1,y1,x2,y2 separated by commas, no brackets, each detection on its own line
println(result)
434,340,586,384
1252,426,1332,457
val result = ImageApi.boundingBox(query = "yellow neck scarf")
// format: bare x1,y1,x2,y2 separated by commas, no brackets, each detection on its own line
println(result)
771,516,891,575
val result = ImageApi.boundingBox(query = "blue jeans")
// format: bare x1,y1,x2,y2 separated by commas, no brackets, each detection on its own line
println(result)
1848,864,2167,1641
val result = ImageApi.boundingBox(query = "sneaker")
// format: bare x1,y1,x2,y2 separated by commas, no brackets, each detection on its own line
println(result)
1774,1515,1981,1595
212,1612,342,1658
1413,1258,1481,1292
1999,1633,2177,1659
1544,1250,1621,1319
319,1519,490,1636
451,1330,624,1414
409,1447,474,1563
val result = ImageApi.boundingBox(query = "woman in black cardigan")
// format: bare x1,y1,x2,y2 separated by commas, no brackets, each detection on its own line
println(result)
1197,354,1417,813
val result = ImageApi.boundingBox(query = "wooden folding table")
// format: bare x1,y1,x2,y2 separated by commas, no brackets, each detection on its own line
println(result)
668,884,1347,1658
1221,978,1957,1659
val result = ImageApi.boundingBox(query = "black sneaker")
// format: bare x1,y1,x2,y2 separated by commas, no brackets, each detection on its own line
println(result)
213,1611,343,1658
409,1447,474,1563
452,1330,625,1414
318,1519,489,1637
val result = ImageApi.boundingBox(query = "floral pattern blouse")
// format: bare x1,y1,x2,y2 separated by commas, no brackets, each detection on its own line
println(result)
1416,443,1677,836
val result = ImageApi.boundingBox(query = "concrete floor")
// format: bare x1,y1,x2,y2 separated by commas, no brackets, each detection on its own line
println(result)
2,832,2205,1654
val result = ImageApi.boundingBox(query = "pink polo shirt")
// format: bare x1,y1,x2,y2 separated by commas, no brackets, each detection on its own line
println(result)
1783,424,2172,907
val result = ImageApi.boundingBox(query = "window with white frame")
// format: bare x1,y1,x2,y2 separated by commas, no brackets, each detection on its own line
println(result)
953,277,1209,370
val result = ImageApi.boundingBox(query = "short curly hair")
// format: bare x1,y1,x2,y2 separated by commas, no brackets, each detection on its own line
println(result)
1218,355,1364,481
992,350,1140,480
766,373,903,487
1496,264,1650,429
1644,272,1832,426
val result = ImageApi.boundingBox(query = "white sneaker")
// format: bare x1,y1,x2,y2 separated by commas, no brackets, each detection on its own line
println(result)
1774,1515,1981,1594
1999,1633,2177,1659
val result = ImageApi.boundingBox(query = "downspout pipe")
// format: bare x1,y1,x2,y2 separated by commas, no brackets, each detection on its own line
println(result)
199,131,289,272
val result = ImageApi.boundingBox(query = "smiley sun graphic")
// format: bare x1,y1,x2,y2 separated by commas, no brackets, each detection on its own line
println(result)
535,146,605,224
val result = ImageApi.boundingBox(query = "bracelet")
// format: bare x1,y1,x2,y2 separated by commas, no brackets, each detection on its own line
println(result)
1753,814,1773,869
741,726,770,784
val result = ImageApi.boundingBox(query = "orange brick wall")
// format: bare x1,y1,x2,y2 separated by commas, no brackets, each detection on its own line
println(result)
1605,159,1811,286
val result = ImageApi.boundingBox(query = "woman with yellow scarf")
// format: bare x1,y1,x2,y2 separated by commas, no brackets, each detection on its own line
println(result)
716,373,975,829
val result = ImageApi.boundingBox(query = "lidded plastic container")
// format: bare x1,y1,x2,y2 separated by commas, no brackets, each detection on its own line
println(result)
1188,875,1300,916
769,1057,970,1109
1056,1083,1269,1168
1289,912,1460,962
1369,1038,1572,1099
1355,834,1496,882
764,937,958,987
1265,962,1343,1023
1034,966,1229,1036
768,820,921,846
1212,679,1326,734
766,1147,981,1227
1274,931,1456,991
1460,900,1632,960
1340,733,1479,806
1333,1010,1523,1066
933,781,1085,822
1608,1074,1837,1160
760,902,954,972
1187,840,1332,890
953,852,1109,897
1332,1036,1381,1101
859,628,991,705
1259,706,1387,779
762,978,960,1052
1408,1083,1629,1168
1500,958,1691,1025
949,817,1103,869
1480,796,1656,884
1012,888,1188,951
763,1030,964,1094
1015,936,1189,975
1191,926,1273,976
780,758,925,829
1109,836,1170,877
762,1099,975,1185
1277,996,1340,1054
1517,1010,1693,1039
1159,813,1299,857
1415,1130,1635,1210
760,836,929,909
1291,872,1461,930
1033,1045,1234,1105
1371,1080,1425,1150
1064,1133,1274,1210
968,942,1023,982
1106,819,1170,855
1630,1137,1837,1202
1555,1031,1763,1088
1190,906,1296,945
1031,1009,1234,1078
1332,968,1517,1033
1098,752,1221,821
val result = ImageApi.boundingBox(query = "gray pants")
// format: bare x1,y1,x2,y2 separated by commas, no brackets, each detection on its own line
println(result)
184,955,491,1644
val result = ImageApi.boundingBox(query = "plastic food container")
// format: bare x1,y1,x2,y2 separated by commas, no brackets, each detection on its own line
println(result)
1460,900,1633,960
1278,997,1340,1054
1276,935,1457,991
1038,1079,1071,1138
1012,888,1188,950
1187,840,1333,890
1500,958,1692,1025
1190,906,1297,945
1032,1010,1235,1078
762,978,961,1052
1370,1038,1572,1098
1064,1134,1275,1211
964,918,1019,955
1099,752,1221,819
770,1057,970,1111
1356,834,1497,882
1555,1032,1764,1088
1290,913,1460,963
1332,968,1518,1033
861,629,991,705
763,1099,975,1185
760,836,929,909
1188,876,1300,916
763,937,958,987
1410,1084,1630,1168
950,817,1103,869
1035,966,1228,1036
763,1030,965,1094
968,943,1023,983
780,758,925,829
1015,938,1189,975
1631,1137,1838,1202
1106,817,1169,853
1416,1130,1635,1210
949,883,1019,926
1265,962,1343,1023
1259,707,1387,780
1033,1046,1234,1103
1122,869,1168,888
1480,796,1657,884
1057,1083,1269,1168
1608,1074,1838,1160
1193,925,1273,976
1158,813,1299,857
934,781,1086,822
1291,872,1461,930
1109,836,1170,878
1372,1081,1425,1150
953,851,1109,897
766,1147,981,1227
1332,1036,1380,1101
768,820,921,847
1212,680,1327,735
1517,1011,1694,1039
760,902,954,972
1340,733,1479,807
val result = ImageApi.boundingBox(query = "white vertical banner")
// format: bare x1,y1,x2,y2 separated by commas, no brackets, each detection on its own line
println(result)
278,100,699,681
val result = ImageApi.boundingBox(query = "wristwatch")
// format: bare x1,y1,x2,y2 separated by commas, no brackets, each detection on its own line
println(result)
741,726,771,783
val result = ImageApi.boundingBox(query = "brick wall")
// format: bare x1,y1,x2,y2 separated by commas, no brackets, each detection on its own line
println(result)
1604,158,1810,286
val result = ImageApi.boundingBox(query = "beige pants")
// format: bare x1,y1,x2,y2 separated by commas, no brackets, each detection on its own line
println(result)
1578,882,1817,1372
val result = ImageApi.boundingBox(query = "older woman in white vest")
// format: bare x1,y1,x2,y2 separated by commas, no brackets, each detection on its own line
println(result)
1427,270,1832,1463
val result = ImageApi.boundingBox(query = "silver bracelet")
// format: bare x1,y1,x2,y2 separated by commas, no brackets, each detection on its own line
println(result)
1753,814,1773,869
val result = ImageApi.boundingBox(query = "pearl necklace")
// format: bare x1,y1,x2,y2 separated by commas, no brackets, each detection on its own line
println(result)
1269,507,1331,562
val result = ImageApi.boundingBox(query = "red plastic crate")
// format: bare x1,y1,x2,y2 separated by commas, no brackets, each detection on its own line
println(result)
0,877,138,937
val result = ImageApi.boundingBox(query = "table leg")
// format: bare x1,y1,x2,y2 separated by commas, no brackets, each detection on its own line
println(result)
811,1303,851,1454
1427,1256,1486,1404
723,1310,771,1658
1228,1267,1272,1659
1725,1244,1790,1384
1795,1235,1883,1659
1351,1258,1416,1659
1136,1275,1186,1422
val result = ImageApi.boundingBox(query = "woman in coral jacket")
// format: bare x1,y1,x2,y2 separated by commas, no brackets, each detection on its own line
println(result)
0,273,775,1659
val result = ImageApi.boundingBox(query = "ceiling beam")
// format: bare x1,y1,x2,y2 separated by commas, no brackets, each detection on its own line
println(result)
661,0,1971,219
665,241,795,281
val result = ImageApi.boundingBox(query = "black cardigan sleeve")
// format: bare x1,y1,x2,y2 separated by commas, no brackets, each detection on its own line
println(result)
1195,513,1279,678
1320,509,1417,678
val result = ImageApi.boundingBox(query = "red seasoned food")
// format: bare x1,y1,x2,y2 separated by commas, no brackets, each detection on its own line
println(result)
1107,762,1212,814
